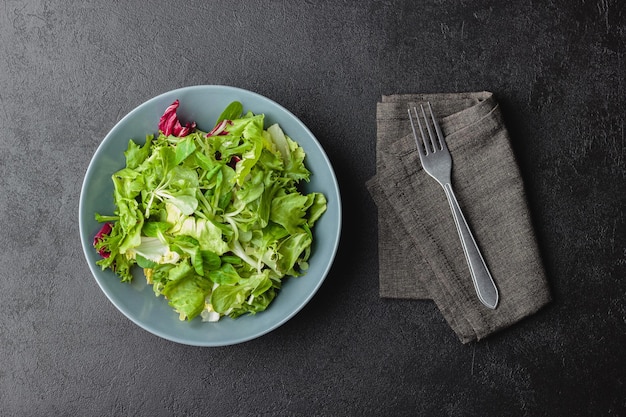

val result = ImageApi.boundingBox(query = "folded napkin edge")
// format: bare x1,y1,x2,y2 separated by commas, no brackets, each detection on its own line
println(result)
380,91,493,104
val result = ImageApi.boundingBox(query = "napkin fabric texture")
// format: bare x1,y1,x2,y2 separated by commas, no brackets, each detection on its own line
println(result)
366,92,551,343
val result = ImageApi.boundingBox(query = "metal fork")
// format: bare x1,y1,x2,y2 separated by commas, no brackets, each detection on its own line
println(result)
408,103,499,309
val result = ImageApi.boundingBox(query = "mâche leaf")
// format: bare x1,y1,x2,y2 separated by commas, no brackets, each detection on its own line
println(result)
215,101,243,125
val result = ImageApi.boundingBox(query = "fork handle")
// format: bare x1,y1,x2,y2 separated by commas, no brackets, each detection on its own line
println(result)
443,183,499,309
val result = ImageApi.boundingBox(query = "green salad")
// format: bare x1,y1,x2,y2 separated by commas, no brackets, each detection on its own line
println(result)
93,99,327,322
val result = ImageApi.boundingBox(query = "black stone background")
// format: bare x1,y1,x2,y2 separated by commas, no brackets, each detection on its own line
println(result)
1,1,625,416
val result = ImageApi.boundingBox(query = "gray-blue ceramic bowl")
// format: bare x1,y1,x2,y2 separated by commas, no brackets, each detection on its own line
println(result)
79,85,341,346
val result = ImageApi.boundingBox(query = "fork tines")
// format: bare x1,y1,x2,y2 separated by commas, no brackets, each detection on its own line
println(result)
408,102,447,156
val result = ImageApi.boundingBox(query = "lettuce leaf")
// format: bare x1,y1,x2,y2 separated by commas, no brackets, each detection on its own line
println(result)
93,100,327,323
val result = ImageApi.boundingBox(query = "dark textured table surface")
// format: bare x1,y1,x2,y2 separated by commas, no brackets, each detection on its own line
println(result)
1,1,625,416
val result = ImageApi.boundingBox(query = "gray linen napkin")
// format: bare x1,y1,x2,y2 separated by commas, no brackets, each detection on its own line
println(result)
366,92,551,343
